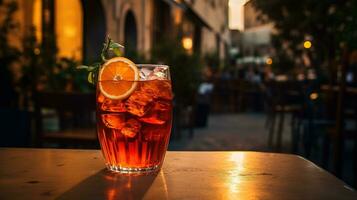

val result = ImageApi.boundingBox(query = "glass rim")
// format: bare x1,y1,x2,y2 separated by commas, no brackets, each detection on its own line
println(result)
97,79,170,82
97,64,171,82
136,64,170,69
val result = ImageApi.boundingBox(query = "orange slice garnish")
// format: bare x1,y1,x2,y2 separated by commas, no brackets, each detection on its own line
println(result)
98,57,139,100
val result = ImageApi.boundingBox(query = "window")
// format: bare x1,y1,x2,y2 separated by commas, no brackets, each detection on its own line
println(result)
32,0,42,43
55,0,83,60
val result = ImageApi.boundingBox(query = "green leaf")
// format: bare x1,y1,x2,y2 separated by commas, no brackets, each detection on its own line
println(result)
77,37,124,84
112,48,122,57
90,62,101,70
87,71,94,84
101,54,106,62
109,42,124,49
76,65,90,70
92,62,101,67
87,66,97,71
109,42,124,57
77,65,98,72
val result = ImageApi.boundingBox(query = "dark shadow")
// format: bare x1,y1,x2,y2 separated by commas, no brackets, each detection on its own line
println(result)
56,169,159,200
0,108,31,147
81,0,106,63
124,11,138,53
153,0,171,44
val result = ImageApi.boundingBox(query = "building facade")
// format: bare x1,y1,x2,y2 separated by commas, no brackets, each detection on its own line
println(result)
241,0,273,61
12,0,229,63
184,0,230,60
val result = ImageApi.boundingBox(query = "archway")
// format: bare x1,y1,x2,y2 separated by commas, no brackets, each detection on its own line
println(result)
124,11,138,54
33,0,106,62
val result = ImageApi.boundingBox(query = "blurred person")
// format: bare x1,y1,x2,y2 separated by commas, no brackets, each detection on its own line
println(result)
253,68,262,83
244,66,254,81
220,69,232,80
348,50,357,86
202,66,213,79
252,68,264,111
245,66,262,83
195,76,214,128
263,65,275,81
237,64,246,80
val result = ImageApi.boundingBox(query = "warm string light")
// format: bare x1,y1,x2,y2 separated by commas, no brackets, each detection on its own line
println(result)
304,40,312,49
310,93,318,100
182,37,193,51
266,57,273,65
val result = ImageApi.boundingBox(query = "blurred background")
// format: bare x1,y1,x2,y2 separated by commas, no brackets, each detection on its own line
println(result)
1,0,357,188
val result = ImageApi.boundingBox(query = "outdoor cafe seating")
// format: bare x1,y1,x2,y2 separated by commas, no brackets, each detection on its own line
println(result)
34,92,98,148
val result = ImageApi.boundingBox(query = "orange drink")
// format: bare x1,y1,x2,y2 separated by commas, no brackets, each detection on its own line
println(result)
96,58,172,173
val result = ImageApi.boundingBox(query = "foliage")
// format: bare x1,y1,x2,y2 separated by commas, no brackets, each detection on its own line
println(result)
270,36,295,74
150,38,203,106
251,0,357,78
204,52,220,71
0,0,20,65
19,28,41,109
21,27,92,93
0,0,21,107
51,58,92,92
77,37,124,85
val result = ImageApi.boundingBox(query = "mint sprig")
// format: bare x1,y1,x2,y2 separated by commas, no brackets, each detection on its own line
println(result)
77,36,124,84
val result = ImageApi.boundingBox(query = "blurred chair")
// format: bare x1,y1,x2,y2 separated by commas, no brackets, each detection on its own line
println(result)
320,85,357,187
172,104,195,140
330,48,357,186
338,88,357,187
265,80,303,152
211,79,233,112
297,85,335,165
237,80,263,112
34,92,98,148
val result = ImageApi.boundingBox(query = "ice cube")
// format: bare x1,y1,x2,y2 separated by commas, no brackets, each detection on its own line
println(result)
140,80,173,100
154,100,171,111
156,81,173,100
147,66,168,80
140,67,152,80
125,79,172,116
101,99,126,112
141,125,165,141
138,100,171,125
121,118,141,138
125,91,153,117
139,115,165,125
101,114,126,130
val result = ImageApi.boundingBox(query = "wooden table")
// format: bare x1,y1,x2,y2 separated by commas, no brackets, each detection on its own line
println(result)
0,149,356,199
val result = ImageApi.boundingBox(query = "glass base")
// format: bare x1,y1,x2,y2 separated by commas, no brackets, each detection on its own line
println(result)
106,164,160,174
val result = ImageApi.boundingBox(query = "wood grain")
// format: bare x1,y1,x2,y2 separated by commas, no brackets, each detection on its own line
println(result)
0,148,355,199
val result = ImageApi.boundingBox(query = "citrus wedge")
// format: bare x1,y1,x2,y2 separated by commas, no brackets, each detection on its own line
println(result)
98,57,139,100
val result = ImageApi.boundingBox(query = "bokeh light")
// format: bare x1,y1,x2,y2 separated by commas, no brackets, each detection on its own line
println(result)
303,40,312,49
266,57,273,65
182,37,193,51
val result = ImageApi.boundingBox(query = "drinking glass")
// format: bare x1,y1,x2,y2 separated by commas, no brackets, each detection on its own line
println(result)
96,64,172,173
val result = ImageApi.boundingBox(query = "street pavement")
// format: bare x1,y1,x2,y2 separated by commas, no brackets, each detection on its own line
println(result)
169,113,291,152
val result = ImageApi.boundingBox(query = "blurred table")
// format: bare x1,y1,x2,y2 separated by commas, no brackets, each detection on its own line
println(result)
321,85,357,94
0,149,356,200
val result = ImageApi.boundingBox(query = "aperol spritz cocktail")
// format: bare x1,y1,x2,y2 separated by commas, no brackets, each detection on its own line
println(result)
96,58,172,173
